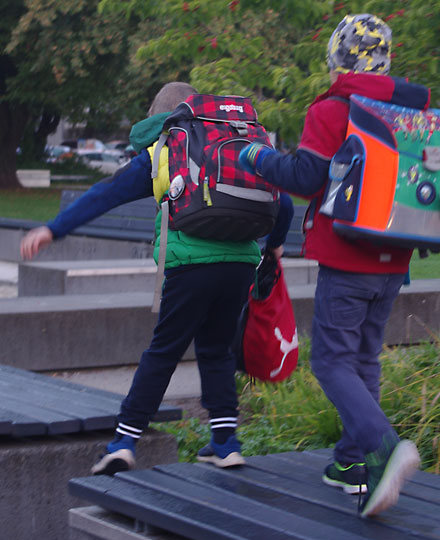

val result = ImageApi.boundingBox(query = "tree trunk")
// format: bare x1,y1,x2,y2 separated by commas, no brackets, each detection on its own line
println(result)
21,109,61,162
34,110,60,159
0,100,29,189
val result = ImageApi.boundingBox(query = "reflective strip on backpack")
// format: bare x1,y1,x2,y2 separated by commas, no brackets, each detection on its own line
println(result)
216,184,275,202
189,157,200,185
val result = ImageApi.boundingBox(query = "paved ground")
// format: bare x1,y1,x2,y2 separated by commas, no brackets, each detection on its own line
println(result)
0,260,17,298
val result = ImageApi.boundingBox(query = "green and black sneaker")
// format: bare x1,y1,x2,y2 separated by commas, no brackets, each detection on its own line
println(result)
360,439,420,517
323,461,368,494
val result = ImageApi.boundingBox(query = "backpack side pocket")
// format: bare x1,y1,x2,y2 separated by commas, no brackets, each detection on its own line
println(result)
320,134,365,222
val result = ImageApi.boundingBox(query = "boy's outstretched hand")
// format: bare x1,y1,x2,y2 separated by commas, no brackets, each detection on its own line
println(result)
20,226,54,260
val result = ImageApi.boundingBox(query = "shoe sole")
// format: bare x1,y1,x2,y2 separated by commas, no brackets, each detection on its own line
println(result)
91,449,135,476
197,452,245,468
323,474,367,494
361,440,420,518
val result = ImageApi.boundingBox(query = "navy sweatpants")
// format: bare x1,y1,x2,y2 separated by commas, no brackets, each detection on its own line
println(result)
310,265,405,464
118,262,255,429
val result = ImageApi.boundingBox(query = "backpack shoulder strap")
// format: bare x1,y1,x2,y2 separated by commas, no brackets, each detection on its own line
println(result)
152,133,169,179
151,200,169,313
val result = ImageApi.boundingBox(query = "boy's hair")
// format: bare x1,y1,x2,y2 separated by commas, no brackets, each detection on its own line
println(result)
148,82,197,116
327,14,392,75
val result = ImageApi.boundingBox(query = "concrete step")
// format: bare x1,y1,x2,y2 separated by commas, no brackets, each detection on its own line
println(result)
0,226,155,263
1,430,177,540
0,260,18,285
1,280,439,376
17,258,319,296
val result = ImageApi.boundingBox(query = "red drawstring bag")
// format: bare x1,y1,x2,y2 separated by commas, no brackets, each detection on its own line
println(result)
235,253,298,382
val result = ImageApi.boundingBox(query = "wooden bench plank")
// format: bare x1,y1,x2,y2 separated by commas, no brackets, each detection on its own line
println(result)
0,392,81,435
0,409,46,437
0,365,182,437
270,451,440,505
60,190,158,243
0,374,116,432
0,365,182,423
123,467,366,540
303,448,440,490
0,217,44,231
244,455,440,534
69,452,440,540
77,215,156,233
155,462,403,540
69,474,297,540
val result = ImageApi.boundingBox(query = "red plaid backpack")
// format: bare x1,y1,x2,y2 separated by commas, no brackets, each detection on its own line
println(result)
152,94,280,241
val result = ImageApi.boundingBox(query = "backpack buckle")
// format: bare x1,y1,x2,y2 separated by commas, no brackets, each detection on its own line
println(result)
230,121,248,136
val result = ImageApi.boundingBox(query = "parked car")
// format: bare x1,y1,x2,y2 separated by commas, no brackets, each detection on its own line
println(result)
61,139,78,149
106,140,129,152
45,145,74,163
76,149,128,174
124,144,138,160
77,138,107,152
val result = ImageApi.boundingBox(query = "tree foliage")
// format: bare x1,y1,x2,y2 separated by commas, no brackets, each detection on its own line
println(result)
100,0,440,145
1,0,439,189
0,0,132,188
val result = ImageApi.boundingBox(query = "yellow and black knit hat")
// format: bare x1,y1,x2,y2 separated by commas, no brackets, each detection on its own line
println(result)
327,14,392,74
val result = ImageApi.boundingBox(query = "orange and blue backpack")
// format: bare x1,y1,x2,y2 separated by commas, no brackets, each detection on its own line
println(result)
320,95,440,251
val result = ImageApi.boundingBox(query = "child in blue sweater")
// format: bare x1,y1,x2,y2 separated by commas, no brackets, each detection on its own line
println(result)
21,82,293,474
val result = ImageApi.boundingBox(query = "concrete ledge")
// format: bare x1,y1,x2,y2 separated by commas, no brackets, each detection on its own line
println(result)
0,292,158,370
69,506,180,540
288,279,440,345
18,258,319,296
0,429,178,540
0,227,154,263
0,280,439,374
17,169,50,188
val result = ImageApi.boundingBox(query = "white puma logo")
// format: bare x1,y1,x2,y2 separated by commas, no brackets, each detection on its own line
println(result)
270,327,298,378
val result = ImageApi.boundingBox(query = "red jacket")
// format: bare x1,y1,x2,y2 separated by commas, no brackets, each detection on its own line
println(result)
260,72,430,273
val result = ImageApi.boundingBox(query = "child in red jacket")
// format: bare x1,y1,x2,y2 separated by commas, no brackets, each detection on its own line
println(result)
240,13,426,518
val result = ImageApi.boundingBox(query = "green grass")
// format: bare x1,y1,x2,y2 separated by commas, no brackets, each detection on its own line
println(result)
0,159,105,221
153,338,440,474
410,252,440,279
0,188,62,221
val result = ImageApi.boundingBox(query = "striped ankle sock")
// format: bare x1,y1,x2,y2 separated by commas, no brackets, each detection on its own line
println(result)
210,417,238,444
116,422,143,440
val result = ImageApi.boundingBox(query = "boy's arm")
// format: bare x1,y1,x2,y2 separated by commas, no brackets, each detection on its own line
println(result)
259,149,330,197
239,145,329,198
239,100,347,198
21,149,154,260
264,192,294,259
